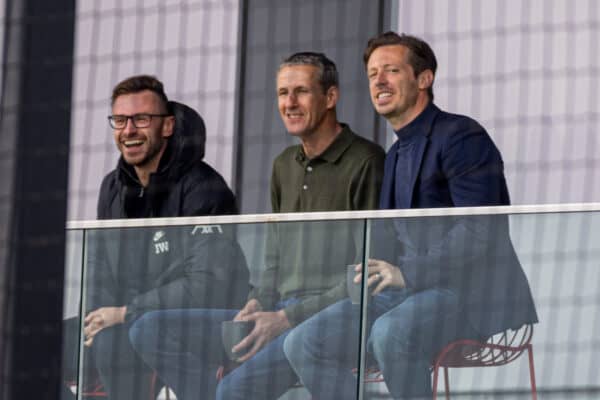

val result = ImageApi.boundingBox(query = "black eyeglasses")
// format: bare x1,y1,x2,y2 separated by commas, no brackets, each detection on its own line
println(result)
108,113,170,129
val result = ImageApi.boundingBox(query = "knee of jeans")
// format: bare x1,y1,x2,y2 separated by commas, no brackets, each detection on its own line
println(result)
369,315,413,358
215,375,235,400
128,312,158,351
282,328,302,365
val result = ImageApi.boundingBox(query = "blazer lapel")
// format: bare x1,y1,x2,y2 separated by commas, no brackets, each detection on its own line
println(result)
407,135,428,208
407,103,439,208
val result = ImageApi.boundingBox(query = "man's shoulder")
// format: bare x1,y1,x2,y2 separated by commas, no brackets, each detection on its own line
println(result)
347,131,385,157
181,160,230,188
100,168,118,187
272,144,302,169
180,161,237,214
342,129,385,164
275,144,301,160
432,108,486,137
96,169,120,219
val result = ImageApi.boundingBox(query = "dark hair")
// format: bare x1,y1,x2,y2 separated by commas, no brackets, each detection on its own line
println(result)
111,75,170,112
279,52,339,93
364,32,437,100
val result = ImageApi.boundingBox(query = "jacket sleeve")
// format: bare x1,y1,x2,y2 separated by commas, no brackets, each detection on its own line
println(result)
397,122,510,292
282,282,347,327
396,215,493,292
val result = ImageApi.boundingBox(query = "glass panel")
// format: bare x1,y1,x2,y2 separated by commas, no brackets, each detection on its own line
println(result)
62,228,85,399
75,218,365,400
360,211,600,399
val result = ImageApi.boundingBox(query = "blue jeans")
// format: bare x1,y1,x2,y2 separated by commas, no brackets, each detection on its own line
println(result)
88,322,157,400
283,288,483,400
129,308,237,400
215,297,303,400
129,298,301,400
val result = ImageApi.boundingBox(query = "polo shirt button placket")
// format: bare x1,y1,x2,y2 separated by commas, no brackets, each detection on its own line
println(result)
303,164,312,191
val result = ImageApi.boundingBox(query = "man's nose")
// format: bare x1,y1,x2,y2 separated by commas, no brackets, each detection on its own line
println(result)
374,71,387,85
122,117,137,134
285,93,298,107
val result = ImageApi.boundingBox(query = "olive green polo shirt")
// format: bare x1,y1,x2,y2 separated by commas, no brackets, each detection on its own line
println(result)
250,125,385,326
270,125,384,213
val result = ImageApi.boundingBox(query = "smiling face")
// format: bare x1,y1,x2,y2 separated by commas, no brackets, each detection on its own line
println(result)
367,44,431,130
276,64,336,139
111,90,174,174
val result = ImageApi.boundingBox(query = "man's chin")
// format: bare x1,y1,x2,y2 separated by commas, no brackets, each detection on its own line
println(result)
286,129,307,138
122,154,148,167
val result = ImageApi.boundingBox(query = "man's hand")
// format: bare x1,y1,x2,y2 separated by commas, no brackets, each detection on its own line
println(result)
83,306,127,347
233,298,263,321
354,259,406,295
231,305,291,363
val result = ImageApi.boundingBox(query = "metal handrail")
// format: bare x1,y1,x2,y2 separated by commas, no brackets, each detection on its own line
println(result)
66,202,600,230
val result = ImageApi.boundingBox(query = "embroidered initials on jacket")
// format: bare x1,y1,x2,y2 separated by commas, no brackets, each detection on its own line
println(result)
153,230,170,254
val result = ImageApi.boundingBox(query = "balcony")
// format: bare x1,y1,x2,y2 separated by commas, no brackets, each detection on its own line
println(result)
63,203,600,399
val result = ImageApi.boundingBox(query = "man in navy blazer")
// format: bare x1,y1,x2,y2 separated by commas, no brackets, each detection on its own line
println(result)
283,32,537,399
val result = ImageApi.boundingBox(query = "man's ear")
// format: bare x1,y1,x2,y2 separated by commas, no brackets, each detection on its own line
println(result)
162,115,175,138
417,69,434,91
326,86,339,110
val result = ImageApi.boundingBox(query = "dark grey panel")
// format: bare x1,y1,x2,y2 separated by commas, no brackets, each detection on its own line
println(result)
236,0,388,213
0,0,74,397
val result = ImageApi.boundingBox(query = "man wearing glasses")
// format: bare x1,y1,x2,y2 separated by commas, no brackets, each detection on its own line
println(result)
75,75,244,400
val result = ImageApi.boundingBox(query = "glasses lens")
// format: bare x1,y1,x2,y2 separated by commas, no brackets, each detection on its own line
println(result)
110,116,127,129
133,114,151,128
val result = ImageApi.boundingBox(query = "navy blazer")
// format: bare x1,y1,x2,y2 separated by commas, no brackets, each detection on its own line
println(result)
375,103,537,337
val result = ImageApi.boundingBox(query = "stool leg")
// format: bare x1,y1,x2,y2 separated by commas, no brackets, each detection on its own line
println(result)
432,364,440,400
444,367,450,400
527,344,537,400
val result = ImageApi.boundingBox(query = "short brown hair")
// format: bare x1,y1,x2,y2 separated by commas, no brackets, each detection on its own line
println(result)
364,32,437,100
111,75,169,112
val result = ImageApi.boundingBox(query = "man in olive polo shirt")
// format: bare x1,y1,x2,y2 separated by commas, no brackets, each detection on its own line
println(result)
216,52,385,400
130,52,384,400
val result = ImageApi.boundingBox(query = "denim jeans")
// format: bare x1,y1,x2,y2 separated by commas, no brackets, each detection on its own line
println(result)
283,288,483,400
88,322,157,400
129,308,237,400
129,298,302,400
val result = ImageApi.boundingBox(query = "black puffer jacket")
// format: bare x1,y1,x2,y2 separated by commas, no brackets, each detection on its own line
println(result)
97,101,237,218
87,102,248,319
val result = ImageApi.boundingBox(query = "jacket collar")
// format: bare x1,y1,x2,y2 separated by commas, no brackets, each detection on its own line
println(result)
380,103,440,209
394,102,439,141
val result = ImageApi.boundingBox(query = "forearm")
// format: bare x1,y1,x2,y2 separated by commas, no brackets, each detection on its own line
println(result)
283,282,346,327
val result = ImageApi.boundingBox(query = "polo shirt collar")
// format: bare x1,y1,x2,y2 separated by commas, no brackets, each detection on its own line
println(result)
295,123,354,164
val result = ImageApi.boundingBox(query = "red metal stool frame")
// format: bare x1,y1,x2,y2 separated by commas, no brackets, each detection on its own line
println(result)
431,324,537,400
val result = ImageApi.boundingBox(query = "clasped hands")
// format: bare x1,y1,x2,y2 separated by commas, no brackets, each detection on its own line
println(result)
352,258,406,295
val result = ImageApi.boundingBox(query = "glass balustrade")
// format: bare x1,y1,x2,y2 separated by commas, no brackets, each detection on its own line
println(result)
62,205,600,399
